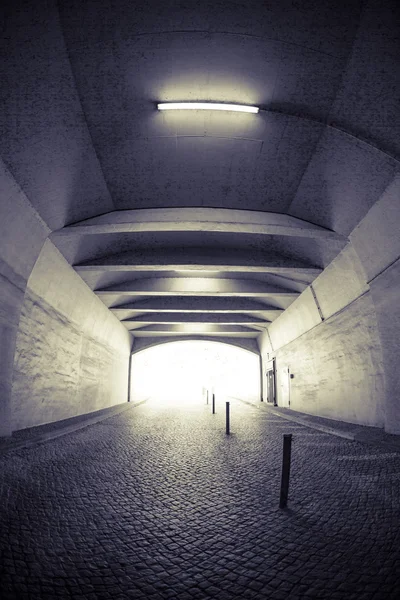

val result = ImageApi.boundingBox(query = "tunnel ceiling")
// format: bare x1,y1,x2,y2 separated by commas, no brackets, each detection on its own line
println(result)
2,0,399,343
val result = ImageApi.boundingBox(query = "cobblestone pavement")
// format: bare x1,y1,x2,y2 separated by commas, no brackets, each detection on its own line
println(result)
1,399,400,599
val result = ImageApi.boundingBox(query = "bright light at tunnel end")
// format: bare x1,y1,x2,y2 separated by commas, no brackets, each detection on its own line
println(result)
157,102,259,113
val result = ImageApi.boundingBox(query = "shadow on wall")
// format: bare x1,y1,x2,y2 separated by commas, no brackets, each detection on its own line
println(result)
130,341,260,406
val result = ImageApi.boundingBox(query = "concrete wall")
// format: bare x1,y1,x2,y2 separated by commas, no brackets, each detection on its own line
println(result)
0,160,50,435
259,245,385,426
258,174,399,432
273,293,384,425
11,240,132,431
350,175,400,434
369,261,400,434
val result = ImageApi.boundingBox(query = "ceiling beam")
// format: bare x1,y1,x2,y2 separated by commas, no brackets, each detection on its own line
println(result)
120,313,270,326
131,325,260,338
126,324,266,333
95,277,300,297
54,208,345,241
76,264,322,276
75,260,321,280
110,297,286,313
115,312,280,324
132,332,259,338
132,336,260,354
74,248,322,274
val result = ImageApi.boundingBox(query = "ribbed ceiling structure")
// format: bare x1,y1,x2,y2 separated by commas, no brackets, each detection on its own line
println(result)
2,0,398,348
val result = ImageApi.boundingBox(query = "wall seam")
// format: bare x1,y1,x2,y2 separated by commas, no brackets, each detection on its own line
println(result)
309,283,325,321
367,254,400,286
0,269,27,296
267,328,274,352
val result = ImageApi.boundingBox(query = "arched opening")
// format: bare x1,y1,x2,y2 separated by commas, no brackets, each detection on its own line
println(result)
130,341,260,407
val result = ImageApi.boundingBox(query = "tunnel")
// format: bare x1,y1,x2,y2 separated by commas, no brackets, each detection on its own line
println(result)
0,0,399,598
130,341,260,406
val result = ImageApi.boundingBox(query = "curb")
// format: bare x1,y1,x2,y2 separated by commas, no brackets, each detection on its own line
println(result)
0,401,147,456
234,398,400,453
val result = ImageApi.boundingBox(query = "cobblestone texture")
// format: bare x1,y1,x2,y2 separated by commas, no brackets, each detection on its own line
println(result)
1,400,400,599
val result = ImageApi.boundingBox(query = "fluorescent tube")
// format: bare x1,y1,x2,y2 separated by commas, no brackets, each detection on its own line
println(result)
157,102,259,113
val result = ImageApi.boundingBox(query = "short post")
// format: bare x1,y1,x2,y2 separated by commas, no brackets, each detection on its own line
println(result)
212,393,216,414
226,401,230,435
206,390,209,405
279,434,292,509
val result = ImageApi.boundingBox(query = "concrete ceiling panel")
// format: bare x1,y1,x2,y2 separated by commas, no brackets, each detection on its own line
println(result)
269,45,345,120
58,0,363,58
260,237,345,269
329,0,400,158
350,174,400,282
1,0,113,230
249,116,324,210
59,14,352,211
289,128,398,235
0,160,50,284
97,133,267,210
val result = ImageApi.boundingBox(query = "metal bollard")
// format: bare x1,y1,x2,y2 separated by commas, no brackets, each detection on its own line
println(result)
212,393,216,414
226,402,230,435
279,434,292,509
206,390,209,405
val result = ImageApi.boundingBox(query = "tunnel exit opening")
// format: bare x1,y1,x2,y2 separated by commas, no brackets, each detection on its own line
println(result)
130,341,260,408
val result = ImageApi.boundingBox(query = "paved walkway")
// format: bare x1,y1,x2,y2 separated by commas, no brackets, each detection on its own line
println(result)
1,399,400,599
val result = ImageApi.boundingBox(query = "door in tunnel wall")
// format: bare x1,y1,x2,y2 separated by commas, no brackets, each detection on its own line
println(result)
266,370,275,405
130,341,260,406
265,358,276,405
278,365,291,408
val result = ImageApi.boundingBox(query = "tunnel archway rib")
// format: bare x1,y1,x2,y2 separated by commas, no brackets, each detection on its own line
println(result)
51,208,345,241
93,277,301,337
131,336,260,355
94,277,302,297
109,297,286,315
120,313,270,329
53,208,346,343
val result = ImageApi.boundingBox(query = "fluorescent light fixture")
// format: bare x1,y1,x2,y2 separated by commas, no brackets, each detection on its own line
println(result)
158,102,259,114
